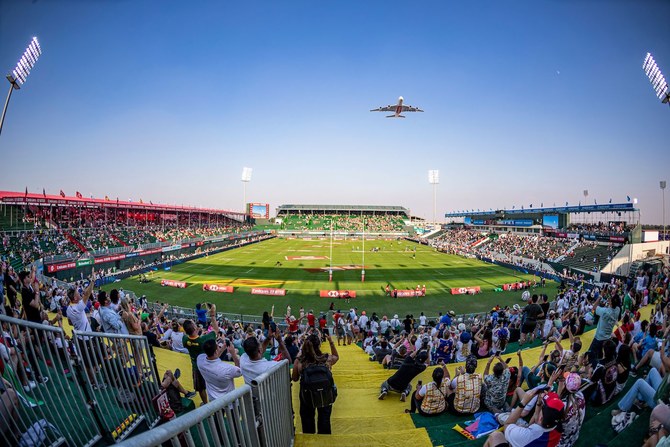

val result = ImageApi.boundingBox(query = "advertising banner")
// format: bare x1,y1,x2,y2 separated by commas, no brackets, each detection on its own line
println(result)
319,290,357,298
76,259,93,267
450,286,482,295
139,248,163,256
162,244,181,253
395,289,420,298
161,279,187,288
94,253,126,264
251,287,287,296
46,262,76,273
202,284,233,293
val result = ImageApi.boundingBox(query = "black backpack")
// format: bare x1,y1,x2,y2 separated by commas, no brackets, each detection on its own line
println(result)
301,364,337,408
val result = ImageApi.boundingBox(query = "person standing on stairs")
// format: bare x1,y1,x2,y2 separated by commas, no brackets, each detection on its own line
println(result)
292,332,339,434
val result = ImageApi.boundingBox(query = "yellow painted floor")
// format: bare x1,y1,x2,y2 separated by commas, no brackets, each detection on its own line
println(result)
55,304,653,447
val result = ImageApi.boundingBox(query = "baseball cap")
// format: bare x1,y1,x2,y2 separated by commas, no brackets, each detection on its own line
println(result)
541,392,565,427
448,311,456,316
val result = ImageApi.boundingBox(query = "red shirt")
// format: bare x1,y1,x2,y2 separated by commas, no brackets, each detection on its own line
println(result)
307,314,315,327
319,317,327,329
287,318,298,333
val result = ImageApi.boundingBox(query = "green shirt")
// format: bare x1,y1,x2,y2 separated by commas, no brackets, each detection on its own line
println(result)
183,331,216,368
623,294,633,311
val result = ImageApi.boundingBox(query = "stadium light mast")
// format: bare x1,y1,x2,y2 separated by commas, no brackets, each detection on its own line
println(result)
643,53,670,107
661,180,667,241
241,167,252,220
1,37,42,136
428,170,439,224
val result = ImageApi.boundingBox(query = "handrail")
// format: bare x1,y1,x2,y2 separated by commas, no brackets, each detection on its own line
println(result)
115,385,260,447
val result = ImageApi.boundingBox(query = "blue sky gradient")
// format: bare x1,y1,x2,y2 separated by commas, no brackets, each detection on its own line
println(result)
1,0,668,223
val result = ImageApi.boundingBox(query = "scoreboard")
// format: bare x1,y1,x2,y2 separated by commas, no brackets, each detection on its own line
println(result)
247,203,270,218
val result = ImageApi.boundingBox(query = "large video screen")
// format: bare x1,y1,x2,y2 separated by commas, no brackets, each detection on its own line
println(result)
248,203,269,218
543,215,559,229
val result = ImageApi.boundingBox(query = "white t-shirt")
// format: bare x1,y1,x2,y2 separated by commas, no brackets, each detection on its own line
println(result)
170,330,188,353
240,353,277,385
504,423,557,447
196,354,241,401
67,301,92,335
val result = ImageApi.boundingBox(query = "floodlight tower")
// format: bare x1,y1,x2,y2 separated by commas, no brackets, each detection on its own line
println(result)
661,180,667,241
1,37,42,136
643,53,670,107
241,167,252,219
428,170,439,223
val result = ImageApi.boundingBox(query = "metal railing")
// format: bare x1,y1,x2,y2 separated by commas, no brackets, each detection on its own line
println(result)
0,314,102,447
114,385,260,447
250,360,293,447
72,330,162,442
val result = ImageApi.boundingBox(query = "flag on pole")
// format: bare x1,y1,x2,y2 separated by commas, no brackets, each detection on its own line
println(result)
626,196,631,202
150,201,153,205
76,191,83,199
104,195,110,201
42,188,46,198
116,197,119,205
139,199,144,204
565,201,568,206
594,199,597,205
60,190,66,198
24,187,28,198
609,198,612,203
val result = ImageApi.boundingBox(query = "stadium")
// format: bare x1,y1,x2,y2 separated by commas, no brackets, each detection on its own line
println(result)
1,2,670,447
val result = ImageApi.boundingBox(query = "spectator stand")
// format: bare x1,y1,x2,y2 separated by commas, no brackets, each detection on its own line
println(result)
114,385,260,447
72,329,162,442
0,314,103,447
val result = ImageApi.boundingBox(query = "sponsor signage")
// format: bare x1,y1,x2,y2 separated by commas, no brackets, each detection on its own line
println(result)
202,284,234,293
498,219,534,227
125,252,138,258
162,244,181,253
76,259,93,267
46,262,76,273
251,287,287,296
94,253,126,264
161,279,187,288
319,290,357,298
140,248,163,256
450,286,482,295
395,289,420,298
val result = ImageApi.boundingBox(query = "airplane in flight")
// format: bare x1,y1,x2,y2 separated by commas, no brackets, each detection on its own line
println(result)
370,96,424,118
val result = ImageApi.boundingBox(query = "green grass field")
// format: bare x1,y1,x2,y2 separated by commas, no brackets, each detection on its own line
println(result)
112,238,556,318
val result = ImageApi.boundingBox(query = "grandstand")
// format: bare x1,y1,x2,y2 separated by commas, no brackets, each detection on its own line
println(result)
1,193,669,447
275,204,411,236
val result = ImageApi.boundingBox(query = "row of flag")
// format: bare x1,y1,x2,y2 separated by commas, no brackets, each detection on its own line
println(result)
453,196,635,213
22,188,152,205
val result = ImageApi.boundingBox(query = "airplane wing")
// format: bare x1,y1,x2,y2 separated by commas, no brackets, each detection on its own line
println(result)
401,105,424,112
370,105,396,112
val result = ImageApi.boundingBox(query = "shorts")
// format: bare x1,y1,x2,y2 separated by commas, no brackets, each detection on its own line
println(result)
193,367,206,392
521,322,536,335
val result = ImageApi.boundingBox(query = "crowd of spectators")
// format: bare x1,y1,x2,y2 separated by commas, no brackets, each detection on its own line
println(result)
0,227,668,445
567,221,633,237
349,265,670,447
1,222,252,270
279,214,405,232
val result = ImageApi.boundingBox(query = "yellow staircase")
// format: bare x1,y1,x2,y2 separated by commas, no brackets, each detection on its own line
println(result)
292,343,433,447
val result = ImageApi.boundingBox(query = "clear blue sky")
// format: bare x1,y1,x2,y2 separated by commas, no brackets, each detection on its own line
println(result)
1,0,668,223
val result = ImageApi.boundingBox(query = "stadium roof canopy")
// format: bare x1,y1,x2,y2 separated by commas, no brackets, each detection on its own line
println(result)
278,204,409,214
0,190,246,217
444,202,638,218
